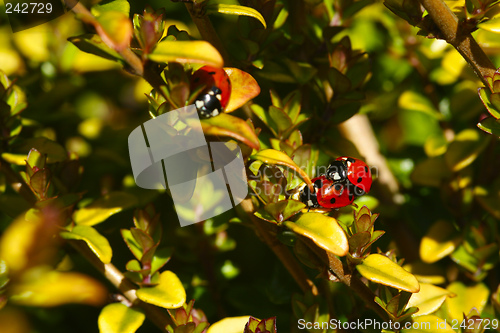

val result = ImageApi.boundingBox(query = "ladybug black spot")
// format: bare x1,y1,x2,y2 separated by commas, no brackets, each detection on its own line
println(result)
364,166,368,173
347,158,355,163
208,71,216,75
193,77,200,82
330,198,336,204
357,177,362,183
314,179,322,188
334,184,342,191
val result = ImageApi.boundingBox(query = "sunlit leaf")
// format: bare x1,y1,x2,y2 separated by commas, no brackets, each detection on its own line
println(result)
207,316,252,333
478,87,500,119
136,271,186,309
444,129,490,172
420,220,461,264
250,149,312,188
477,116,500,136
206,4,267,28
284,213,348,256
73,192,138,226
149,41,223,68
98,303,145,333
200,113,260,150
401,315,455,332
224,68,261,112
91,0,130,17
356,254,420,293
10,270,107,307
406,283,453,317
60,225,112,264
96,12,133,51
445,282,489,321
477,17,500,33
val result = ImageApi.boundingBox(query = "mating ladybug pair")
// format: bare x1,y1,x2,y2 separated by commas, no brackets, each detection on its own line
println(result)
190,65,231,118
299,157,372,210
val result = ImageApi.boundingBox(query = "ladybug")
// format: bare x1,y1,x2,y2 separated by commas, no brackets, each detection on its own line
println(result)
331,157,372,196
190,65,231,118
299,175,356,210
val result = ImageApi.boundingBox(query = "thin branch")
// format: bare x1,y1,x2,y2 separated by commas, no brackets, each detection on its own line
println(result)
184,3,230,65
69,240,175,331
418,0,496,90
240,199,319,295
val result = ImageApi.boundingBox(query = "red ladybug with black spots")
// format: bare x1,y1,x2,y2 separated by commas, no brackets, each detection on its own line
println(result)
190,66,231,118
329,156,372,196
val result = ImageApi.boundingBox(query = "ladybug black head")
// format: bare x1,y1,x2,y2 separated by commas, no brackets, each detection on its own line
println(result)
325,161,348,183
195,86,223,118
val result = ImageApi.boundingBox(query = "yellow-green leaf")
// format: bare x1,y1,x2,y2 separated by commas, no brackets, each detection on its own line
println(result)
284,213,348,256
478,87,500,119
224,68,261,112
91,0,130,17
69,34,124,62
207,316,252,333
10,270,107,307
406,283,453,317
478,17,500,33
420,220,461,264
95,11,133,51
136,271,186,309
356,254,420,293
206,4,267,28
444,129,490,172
402,262,446,285
98,303,145,333
478,116,500,136
60,225,112,264
250,149,312,188
200,113,260,150
445,282,489,321
149,41,223,68
401,315,455,332
73,192,138,226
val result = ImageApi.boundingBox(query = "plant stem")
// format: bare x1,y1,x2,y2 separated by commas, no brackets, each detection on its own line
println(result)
418,0,496,90
240,199,319,295
69,240,175,331
184,3,230,65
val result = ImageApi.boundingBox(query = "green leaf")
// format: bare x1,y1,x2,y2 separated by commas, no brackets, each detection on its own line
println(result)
444,129,490,172
405,283,453,317
477,17,500,33
12,137,67,164
207,316,252,333
356,254,420,293
206,4,267,28
121,229,144,260
224,68,261,112
477,116,500,136
60,225,113,264
445,282,489,321
264,200,305,223
401,315,455,332
269,106,293,136
284,213,348,256
136,271,186,309
250,149,312,189
478,87,500,119
199,113,260,150
420,220,460,264
95,11,133,51
98,303,145,333
149,41,223,68
151,247,173,274
91,0,130,17
10,270,107,307
73,192,138,226
0,259,8,289
69,34,124,62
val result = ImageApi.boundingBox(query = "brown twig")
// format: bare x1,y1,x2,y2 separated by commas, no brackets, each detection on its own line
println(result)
417,0,496,90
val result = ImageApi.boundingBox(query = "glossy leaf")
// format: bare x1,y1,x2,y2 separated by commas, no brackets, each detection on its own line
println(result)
264,200,305,223
284,213,348,256
478,17,500,33
91,0,130,17
206,4,267,28
401,315,455,332
96,12,133,51
200,113,260,150
60,225,112,264
478,87,500,119
10,270,107,307
121,229,144,260
356,254,420,293
420,220,460,264
69,34,124,61
136,271,186,309
149,41,223,68
224,68,261,112
98,303,145,333
446,282,489,321
477,116,500,136
406,283,453,317
73,192,138,226
444,129,490,172
250,149,312,188
207,316,252,333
